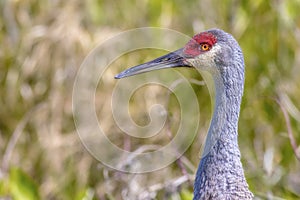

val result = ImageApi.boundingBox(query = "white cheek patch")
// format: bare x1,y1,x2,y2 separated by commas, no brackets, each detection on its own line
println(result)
207,44,221,61
189,44,221,70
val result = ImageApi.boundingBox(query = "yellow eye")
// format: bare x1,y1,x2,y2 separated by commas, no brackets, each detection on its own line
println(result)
201,43,210,51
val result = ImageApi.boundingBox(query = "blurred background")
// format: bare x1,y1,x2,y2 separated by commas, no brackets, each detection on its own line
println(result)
1,0,300,199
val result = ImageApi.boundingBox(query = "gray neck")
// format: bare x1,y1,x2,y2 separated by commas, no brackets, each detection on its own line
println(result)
202,66,243,157
193,56,253,199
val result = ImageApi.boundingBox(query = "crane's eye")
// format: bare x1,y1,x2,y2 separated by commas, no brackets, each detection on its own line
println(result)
200,43,210,51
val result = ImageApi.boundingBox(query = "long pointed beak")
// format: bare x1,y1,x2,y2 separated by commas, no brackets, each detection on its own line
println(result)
115,49,192,79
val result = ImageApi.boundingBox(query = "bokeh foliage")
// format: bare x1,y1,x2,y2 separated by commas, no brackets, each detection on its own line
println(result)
1,0,300,199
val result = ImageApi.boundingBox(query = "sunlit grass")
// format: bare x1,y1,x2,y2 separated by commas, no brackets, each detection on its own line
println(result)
0,0,300,199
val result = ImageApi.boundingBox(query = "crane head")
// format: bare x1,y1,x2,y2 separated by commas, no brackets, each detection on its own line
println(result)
115,29,236,79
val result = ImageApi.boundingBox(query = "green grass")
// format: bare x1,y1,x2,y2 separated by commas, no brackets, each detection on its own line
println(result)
1,0,300,199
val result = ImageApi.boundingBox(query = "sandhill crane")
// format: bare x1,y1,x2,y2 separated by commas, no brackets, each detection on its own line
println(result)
115,29,253,199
